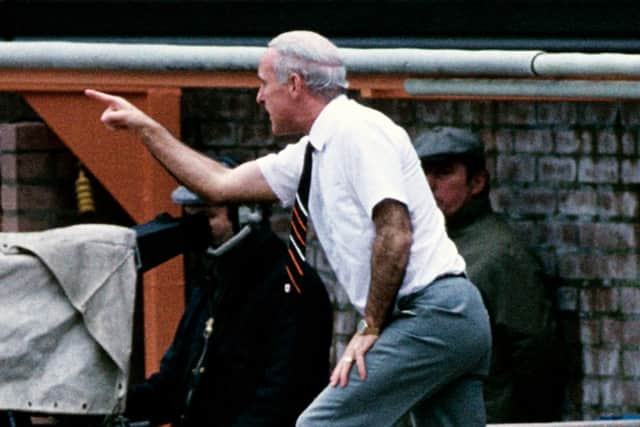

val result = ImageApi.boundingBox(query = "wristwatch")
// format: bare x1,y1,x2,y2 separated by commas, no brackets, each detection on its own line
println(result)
357,319,380,336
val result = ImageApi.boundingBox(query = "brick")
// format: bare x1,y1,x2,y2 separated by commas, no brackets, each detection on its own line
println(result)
521,188,558,214
1,152,65,182
558,190,597,216
622,319,640,345
578,157,619,183
576,102,620,126
1,183,73,211
536,102,577,125
583,348,620,376
555,129,581,154
580,287,619,313
598,191,639,218
601,379,624,406
539,156,577,182
539,222,580,247
621,131,635,156
494,129,514,152
415,100,455,124
621,159,640,183
182,88,260,121
623,350,640,377
581,378,601,405
579,223,637,250
0,122,50,152
366,98,416,125
601,319,623,346
496,154,536,181
455,100,494,125
620,101,640,126
496,101,536,125
1,211,52,232
559,255,637,280
596,130,620,154
514,129,553,153
621,288,640,315
578,129,595,154
620,380,640,406
608,254,639,279
580,319,602,345
491,187,556,215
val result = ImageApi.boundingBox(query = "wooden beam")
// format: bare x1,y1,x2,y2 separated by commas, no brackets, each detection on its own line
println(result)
22,89,184,376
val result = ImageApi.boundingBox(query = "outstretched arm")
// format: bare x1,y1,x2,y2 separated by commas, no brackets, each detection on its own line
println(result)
85,89,277,204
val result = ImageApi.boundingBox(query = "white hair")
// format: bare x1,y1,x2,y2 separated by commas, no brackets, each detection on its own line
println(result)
268,30,349,101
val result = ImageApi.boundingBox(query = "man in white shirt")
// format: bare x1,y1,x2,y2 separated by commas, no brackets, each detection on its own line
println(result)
85,30,491,427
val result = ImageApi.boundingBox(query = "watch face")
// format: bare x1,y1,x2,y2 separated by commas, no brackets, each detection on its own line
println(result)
357,319,368,334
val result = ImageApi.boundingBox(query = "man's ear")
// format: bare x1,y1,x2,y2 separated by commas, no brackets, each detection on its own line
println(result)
469,170,489,196
288,73,304,96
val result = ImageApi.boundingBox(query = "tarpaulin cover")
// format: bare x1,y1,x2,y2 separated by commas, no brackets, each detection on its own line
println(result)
0,224,137,415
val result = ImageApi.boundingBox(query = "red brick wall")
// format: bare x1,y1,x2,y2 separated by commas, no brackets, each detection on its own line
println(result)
0,122,77,231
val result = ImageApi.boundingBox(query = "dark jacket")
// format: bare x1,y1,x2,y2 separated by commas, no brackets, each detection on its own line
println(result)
125,226,333,427
447,197,563,423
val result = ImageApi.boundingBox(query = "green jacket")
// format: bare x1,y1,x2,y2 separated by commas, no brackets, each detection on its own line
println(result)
447,197,560,423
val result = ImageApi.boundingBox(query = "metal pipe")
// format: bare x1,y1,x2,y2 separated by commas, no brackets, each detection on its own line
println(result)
0,42,265,71
404,78,640,100
340,48,539,77
0,42,541,77
533,53,640,78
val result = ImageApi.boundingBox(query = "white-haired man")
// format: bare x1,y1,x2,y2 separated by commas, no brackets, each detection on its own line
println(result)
86,30,491,427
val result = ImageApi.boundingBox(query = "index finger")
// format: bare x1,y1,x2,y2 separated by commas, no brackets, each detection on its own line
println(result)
84,89,120,105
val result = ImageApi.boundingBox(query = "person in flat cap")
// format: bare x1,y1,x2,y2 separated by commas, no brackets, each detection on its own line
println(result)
413,126,564,423
124,166,333,427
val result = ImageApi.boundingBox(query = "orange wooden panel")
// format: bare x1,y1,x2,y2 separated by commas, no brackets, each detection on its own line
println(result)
140,88,185,375
23,89,185,376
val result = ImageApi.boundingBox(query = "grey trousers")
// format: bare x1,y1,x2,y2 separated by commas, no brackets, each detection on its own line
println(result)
296,275,492,427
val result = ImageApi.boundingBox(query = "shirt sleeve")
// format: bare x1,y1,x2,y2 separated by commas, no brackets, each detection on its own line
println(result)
342,125,409,218
256,138,308,208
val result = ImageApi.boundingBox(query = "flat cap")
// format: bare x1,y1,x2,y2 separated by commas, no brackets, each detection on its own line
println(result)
171,185,207,206
171,155,238,205
414,126,484,160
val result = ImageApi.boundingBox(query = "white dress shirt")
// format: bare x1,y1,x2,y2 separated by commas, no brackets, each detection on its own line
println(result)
258,95,464,314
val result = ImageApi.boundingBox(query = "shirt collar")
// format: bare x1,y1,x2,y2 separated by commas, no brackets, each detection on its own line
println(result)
308,94,348,152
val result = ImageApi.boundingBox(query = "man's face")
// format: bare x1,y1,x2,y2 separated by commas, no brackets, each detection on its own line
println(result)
256,49,298,136
184,205,234,247
423,160,476,218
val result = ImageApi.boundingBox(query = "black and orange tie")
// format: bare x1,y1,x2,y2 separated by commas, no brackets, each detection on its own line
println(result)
284,142,313,294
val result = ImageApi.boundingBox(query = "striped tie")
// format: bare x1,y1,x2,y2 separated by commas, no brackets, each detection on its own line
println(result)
284,142,313,294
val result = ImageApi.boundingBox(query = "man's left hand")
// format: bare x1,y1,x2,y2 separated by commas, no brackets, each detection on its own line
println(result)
330,333,378,388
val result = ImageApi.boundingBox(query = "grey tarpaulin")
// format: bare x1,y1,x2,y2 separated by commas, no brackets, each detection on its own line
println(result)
0,224,137,415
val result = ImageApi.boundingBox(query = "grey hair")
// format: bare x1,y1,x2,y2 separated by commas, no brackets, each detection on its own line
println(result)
268,30,349,101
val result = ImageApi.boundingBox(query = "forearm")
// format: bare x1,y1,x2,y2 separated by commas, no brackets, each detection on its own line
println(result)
139,121,231,202
365,199,413,329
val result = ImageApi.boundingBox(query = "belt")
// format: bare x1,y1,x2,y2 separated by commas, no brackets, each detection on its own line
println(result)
432,272,467,282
